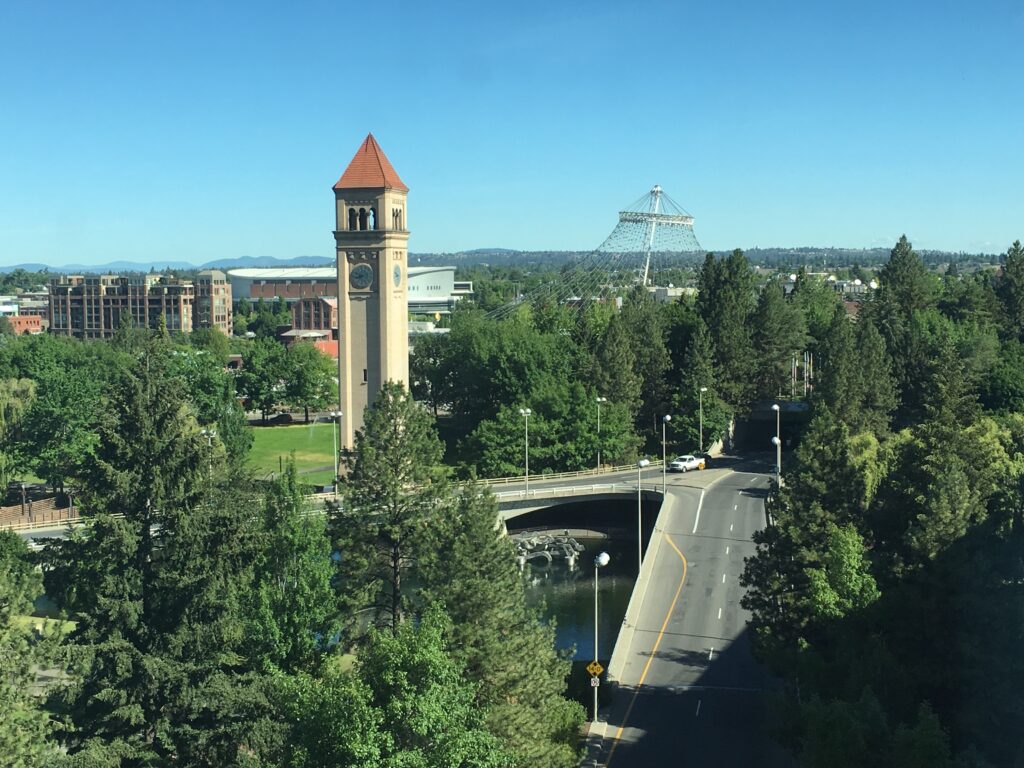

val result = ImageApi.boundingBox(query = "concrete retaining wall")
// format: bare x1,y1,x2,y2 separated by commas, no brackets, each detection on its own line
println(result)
605,490,675,686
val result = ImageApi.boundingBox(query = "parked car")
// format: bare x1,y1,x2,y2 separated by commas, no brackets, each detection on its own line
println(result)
669,454,705,472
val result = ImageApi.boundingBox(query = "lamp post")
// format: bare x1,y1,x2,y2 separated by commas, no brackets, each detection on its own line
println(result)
329,410,342,496
661,414,671,494
519,408,531,495
636,458,650,575
593,550,610,722
699,386,708,453
771,402,782,482
595,397,607,471
200,428,216,483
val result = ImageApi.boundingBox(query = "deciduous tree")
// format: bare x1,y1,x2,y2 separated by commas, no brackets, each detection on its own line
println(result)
283,341,336,423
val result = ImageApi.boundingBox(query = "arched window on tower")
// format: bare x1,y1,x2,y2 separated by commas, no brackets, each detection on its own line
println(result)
392,208,399,229
370,208,377,230
348,208,358,231
359,208,368,230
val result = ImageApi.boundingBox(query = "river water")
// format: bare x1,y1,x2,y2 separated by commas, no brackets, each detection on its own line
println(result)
508,497,660,713
520,533,637,664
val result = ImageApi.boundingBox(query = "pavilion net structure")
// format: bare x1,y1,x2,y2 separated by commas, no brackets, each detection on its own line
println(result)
488,185,702,320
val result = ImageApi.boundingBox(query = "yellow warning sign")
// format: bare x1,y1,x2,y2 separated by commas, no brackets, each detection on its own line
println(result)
586,661,604,677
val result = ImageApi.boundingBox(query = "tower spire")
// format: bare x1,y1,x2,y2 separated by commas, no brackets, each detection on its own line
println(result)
334,134,408,192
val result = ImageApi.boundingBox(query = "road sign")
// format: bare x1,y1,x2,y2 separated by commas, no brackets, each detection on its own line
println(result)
591,676,600,687
586,661,604,677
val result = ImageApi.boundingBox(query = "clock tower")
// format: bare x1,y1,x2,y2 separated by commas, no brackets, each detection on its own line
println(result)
333,134,409,449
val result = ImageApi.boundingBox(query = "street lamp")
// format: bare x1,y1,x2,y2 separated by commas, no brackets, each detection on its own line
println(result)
771,403,782,481
661,414,671,494
519,408,531,495
200,428,216,482
329,410,342,496
593,550,611,722
699,387,708,454
595,397,607,471
636,458,650,575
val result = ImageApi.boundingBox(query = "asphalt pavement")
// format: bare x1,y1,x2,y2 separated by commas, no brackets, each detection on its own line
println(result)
592,467,794,767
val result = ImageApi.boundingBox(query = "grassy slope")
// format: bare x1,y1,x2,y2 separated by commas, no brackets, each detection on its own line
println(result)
247,423,337,482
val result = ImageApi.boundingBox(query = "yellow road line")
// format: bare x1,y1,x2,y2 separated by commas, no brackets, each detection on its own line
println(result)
604,532,688,766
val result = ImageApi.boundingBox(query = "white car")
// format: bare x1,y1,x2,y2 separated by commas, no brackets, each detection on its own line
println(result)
669,455,705,472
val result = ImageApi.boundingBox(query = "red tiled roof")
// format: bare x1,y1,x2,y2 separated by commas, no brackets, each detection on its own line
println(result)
333,133,408,192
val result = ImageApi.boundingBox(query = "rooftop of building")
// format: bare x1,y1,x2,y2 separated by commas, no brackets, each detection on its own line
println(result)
228,266,451,280
333,134,408,193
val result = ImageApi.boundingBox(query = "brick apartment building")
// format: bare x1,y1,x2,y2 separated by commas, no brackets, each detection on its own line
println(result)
5,315,43,334
292,296,337,332
48,270,232,339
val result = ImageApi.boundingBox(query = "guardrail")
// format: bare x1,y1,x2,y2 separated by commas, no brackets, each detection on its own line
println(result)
493,482,661,503
480,460,665,486
4,477,665,534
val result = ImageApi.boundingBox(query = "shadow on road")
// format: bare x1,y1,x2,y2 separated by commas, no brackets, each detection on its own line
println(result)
597,626,794,767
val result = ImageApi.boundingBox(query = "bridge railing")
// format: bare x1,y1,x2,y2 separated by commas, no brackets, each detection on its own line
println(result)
479,460,665,487
5,480,661,534
493,482,661,503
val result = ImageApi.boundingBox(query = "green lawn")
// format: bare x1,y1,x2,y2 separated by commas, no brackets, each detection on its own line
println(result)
247,423,337,481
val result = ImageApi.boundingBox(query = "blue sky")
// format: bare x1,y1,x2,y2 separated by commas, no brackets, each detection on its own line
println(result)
1,0,1021,267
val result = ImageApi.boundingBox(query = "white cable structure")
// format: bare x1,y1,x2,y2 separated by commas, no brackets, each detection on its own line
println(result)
487,186,702,320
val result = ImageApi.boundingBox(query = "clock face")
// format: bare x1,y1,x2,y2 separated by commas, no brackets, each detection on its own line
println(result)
393,264,402,287
349,263,373,290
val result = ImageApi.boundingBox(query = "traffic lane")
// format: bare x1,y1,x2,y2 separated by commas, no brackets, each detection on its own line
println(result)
605,686,792,767
601,472,783,764
16,526,69,544
496,464,729,495
610,487,700,687
659,473,764,682
688,471,772,690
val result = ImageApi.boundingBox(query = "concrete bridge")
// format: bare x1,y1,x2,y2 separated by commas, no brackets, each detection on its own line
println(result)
494,481,663,519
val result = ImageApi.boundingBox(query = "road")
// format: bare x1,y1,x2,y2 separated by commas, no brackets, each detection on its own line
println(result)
593,467,794,767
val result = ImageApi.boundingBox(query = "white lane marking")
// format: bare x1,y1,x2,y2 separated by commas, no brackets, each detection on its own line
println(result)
708,647,714,661
725,545,730,555
749,477,756,484
733,504,737,511
692,489,706,534
695,699,702,717
730,524,734,532
722,573,726,583
717,607,722,620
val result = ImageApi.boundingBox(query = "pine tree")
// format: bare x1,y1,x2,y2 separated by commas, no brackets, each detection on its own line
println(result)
696,250,757,407
853,318,897,436
592,315,641,415
243,460,338,674
417,485,585,768
877,235,936,318
791,267,841,349
45,339,279,765
752,281,808,399
814,306,860,424
995,240,1024,339
672,319,730,452
0,531,56,767
334,381,447,634
620,287,670,438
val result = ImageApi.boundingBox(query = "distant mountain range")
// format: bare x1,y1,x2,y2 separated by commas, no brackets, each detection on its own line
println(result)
0,246,1000,274
0,255,335,274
